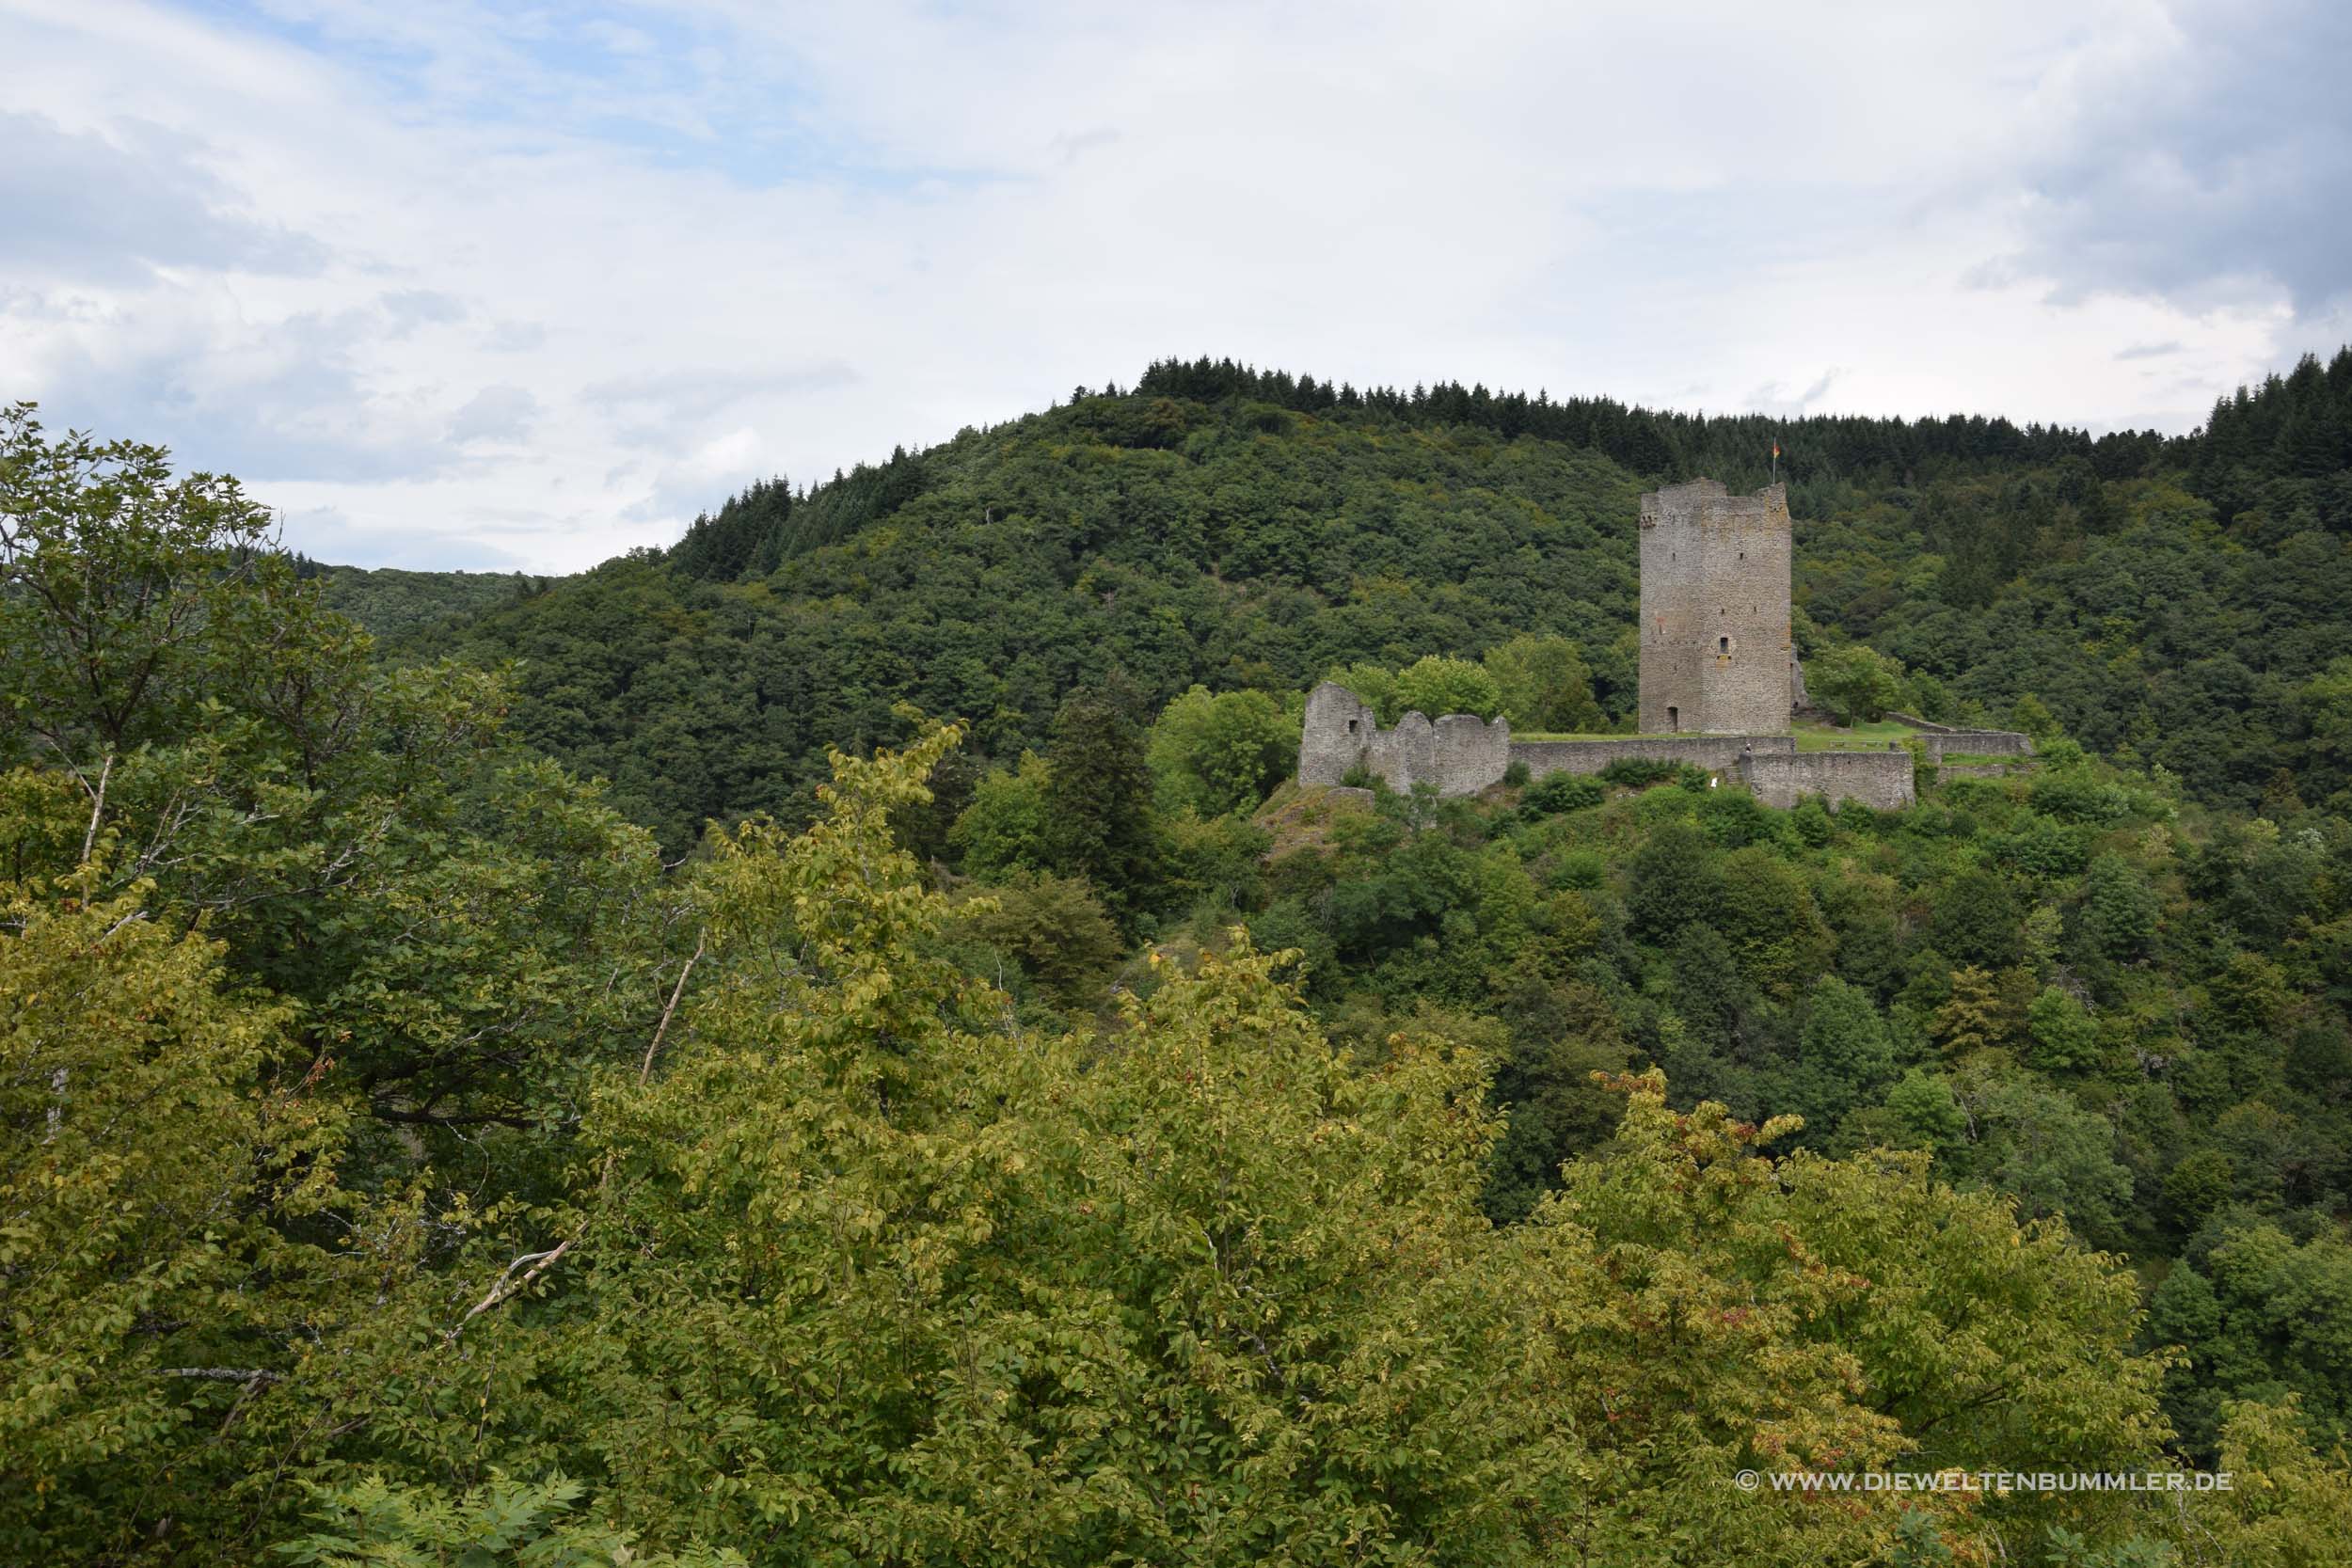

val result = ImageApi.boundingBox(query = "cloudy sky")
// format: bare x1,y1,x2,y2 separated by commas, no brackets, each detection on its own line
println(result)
4,0,2347,573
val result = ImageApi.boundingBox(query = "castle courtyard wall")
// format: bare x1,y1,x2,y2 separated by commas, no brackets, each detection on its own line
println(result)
1300,684,1908,811
1740,749,1915,811
1890,714,2036,759
1512,734,1793,778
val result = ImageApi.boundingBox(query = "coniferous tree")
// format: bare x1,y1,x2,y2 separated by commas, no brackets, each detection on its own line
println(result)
1043,675,1159,923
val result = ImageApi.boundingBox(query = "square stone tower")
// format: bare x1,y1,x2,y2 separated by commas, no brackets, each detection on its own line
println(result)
1637,478,1793,735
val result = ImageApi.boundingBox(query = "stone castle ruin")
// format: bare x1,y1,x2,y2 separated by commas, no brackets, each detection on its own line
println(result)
1639,478,1797,735
1296,478,2026,812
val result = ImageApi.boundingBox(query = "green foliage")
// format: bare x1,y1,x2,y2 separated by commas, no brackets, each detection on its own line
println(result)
1880,1069,1969,1154
1812,641,1906,725
277,1474,744,1567
304,562,550,641
2028,986,2104,1070
944,870,1124,1010
1949,1065,2137,1248
18,372,2352,1561
1796,974,1897,1124
1393,655,1502,720
0,884,313,1556
1521,770,1604,815
952,752,1055,878
2151,1227,2352,1461
1159,804,1272,916
2083,852,2163,959
1043,679,1158,924
2012,692,2061,741
1482,633,1605,733
1933,868,2026,968
1482,982,1632,1221
1598,754,1683,788
1145,684,1297,816
2,402,286,759
1626,822,1724,940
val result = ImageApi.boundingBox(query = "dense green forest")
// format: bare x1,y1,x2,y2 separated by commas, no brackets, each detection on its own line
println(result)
7,349,2352,1565
294,559,552,643
393,352,2352,852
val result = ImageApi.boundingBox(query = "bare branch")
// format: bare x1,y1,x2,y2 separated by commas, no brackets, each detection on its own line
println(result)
443,929,705,1345
160,1367,281,1385
639,931,705,1085
79,752,113,866
445,1237,579,1341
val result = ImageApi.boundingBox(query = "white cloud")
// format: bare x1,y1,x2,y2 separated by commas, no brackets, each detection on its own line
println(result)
0,0,2343,571
449,384,539,444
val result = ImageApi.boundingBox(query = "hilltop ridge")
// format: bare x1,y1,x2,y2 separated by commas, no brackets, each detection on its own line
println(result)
324,350,2352,847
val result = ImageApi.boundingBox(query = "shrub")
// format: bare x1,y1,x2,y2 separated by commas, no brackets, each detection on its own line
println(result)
1549,849,1608,890
1394,656,1502,720
1147,685,1298,816
1599,755,1682,789
1524,771,1604,815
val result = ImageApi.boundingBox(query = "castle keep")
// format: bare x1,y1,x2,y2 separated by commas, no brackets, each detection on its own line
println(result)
1638,479,1793,735
1294,476,2013,813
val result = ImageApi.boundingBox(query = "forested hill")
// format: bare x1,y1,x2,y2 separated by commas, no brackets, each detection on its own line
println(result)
15,367,2352,1560
294,558,552,642
383,348,2352,848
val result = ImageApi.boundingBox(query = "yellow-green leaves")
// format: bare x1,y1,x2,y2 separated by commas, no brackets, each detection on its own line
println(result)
0,885,304,1555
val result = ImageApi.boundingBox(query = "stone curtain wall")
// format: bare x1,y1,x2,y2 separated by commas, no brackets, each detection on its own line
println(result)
1740,749,1916,811
1436,713,1512,795
1301,685,1905,810
1308,681,1910,808
1298,683,1513,795
1637,479,1794,735
1305,682,1805,797
1512,735,1794,777
1887,713,2037,759
1920,732,2036,760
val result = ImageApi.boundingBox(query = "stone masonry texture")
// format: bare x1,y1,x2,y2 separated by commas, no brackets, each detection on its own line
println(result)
1637,479,1793,736
1740,750,1916,811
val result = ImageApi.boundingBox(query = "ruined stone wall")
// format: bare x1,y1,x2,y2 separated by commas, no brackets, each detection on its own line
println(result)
1297,682,1513,795
1511,734,1793,778
1298,683,1381,786
1740,749,1915,811
1436,713,1511,795
1637,479,1793,735
1918,731,2036,760
1301,682,1910,811
1890,715,2036,758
